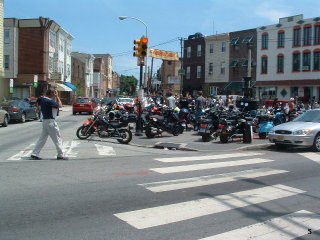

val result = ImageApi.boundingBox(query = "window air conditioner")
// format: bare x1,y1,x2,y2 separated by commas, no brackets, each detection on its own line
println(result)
302,66,310,71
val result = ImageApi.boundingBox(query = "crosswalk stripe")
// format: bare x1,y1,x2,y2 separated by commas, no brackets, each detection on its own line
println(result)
63,141,80,158
95,144,116,155
154,152,264,162
198,210,320,240
7,144,35,161
298,152,320,164
151,158,274,174
114,184,305,229
140,168,288,192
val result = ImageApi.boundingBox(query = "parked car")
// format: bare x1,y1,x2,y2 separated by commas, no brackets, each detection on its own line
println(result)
73,97,98,115
268,109,320,151
0,100,39,123
0,107,10,127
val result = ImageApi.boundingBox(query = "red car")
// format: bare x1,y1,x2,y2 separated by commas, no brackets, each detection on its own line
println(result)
73,97,98,115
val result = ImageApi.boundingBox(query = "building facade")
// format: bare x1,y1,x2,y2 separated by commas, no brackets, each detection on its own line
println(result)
160,59,181,95
256,14,320,102
204,33,230,96
182,33,206,96
93,54,113,96
0,0,5,100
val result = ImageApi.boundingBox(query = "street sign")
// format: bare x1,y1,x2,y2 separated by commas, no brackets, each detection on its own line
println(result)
9,79,14,93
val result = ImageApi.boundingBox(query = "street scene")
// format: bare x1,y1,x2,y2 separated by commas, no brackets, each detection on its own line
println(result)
1,0,320,239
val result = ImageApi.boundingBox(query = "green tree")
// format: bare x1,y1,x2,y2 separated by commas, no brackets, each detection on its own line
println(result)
120,75,138,96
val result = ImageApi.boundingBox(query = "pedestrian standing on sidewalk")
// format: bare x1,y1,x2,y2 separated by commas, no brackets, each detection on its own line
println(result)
194,91,207,130
30,89,68,160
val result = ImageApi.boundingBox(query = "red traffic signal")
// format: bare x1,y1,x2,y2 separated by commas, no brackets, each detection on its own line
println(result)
133,37,148,58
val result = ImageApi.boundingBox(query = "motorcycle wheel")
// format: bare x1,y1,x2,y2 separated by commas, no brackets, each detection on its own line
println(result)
172,126,180,136
220,134,229,143
258,132,267,139
76,125,92,140
202,134,212,142
117,129,132,144
145,127,155,138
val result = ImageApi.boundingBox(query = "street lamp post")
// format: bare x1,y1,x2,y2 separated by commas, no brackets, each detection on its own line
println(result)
119,16,148,136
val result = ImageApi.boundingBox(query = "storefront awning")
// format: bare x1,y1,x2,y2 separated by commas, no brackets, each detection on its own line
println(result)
54,83,72,92
223,81,244,91
64,82,78,91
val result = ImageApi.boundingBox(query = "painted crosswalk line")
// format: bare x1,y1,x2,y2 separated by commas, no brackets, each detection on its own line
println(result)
114,184,304,229
151,158,274,174
7,144,35,160
63,141,80,158
154,152,264,162
198,210,320,240
299,152,320,164
140,168,288,192
95,144,116,156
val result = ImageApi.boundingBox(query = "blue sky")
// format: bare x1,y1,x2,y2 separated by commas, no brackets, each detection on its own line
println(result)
4,0,320,78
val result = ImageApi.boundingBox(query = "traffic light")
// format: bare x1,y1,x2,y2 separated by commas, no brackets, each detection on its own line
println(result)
133,36,148,58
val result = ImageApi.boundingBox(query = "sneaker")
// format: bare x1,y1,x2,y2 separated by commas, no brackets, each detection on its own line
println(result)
30,155,42,160
57,156,69,160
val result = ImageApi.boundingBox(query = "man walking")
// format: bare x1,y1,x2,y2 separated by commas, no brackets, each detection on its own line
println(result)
30,89,68,160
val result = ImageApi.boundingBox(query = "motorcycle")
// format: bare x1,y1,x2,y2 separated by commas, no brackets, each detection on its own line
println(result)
219,112,253,144
76,111,134,144
144,108,184,138
254,114,274,139
198,109,222,142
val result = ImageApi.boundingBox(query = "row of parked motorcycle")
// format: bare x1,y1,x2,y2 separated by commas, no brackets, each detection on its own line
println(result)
75,101,304,144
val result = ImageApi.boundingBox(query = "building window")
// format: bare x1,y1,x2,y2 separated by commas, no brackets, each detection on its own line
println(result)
242,35,253,44
314,50,320,70
50,31,56,48
262,33,268,49
303,26,312,45
197,66,201,78
315,25,320,44
186,66,190,79
4,29,10,44
209,44,214,53
230,59,239,68
277,55,284,73
302,51,311,71
220,62,225,74
292,52,301,71
209,63,213,74
293,27,301,47
261,56,268,74
230,37,239,45
187,46,191,58
4,55,9,69
278,31,285,48
197,45,202,57
221,42,226,52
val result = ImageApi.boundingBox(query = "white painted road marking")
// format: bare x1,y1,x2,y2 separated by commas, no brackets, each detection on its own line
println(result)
198,210,320,240
150,158,274,174
63,141,80,158
155,152,264,162
95,144,116,155
299,152,320,164
140,168,288,192
114,184,304,229
7,144,35,161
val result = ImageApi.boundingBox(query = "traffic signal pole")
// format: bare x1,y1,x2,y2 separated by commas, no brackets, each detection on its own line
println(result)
135,61,144,136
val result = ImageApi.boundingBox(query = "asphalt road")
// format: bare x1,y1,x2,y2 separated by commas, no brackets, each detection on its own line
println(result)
1,107,320,240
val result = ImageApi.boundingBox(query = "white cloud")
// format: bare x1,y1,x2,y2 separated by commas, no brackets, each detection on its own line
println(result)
256,2,291,23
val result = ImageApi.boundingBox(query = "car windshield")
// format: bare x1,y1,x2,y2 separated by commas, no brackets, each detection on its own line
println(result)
0,100,19,106
77,98,89,103
293,110,320,123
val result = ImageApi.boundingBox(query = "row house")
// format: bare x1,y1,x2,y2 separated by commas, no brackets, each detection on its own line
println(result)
3,17,76,104
71,52,94,98
159,59,181,95
93,54,114,97
204,33,229,96
182,33,206,97
256,14,320,102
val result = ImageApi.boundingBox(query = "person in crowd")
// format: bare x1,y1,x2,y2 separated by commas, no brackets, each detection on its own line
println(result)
288,98,296,114
166,92,176,109
194,91,207,130
179,93,190,109
273,98,279,108
30,89,68,160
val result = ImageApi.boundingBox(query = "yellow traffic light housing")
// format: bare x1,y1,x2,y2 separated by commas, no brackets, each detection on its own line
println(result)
133,37,148,58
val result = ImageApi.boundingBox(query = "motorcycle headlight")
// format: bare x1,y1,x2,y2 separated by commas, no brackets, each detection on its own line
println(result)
293,129,312,135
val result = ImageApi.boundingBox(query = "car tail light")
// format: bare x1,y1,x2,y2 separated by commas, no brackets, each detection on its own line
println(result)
11,107,19,112
218,124,225,129
200,124,207,129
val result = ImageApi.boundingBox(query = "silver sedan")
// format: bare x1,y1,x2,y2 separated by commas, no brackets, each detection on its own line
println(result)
268,109,320,151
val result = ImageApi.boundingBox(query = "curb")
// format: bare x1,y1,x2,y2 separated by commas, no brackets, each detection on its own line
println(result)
236,143,273,151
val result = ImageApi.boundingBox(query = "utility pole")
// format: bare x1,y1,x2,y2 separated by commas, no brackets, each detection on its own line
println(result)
179,37,184,94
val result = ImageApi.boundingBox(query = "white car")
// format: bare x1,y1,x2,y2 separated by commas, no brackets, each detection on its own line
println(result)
268,109,320,151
